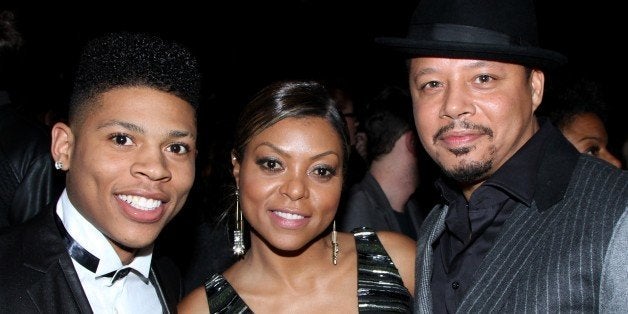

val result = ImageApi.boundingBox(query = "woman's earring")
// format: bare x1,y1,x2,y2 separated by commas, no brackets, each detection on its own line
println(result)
54,161,63,170
332,220,339,265
232,189,245,256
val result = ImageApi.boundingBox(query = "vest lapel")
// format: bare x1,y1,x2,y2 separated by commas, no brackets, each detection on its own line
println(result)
457,202,560,312
416,204,449,313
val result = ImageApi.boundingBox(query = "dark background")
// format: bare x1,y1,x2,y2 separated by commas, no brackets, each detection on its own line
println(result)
6,1,625,155
5,0,624,282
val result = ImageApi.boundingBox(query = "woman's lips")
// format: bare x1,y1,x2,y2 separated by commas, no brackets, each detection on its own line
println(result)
269,210,309,229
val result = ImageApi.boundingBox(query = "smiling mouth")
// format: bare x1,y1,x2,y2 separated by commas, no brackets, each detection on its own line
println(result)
433,121,493,144
273,210,305,220
117,194,162,211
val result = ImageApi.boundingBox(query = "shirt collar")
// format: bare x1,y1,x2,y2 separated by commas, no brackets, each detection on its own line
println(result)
56,189,153,279
436,117,579,211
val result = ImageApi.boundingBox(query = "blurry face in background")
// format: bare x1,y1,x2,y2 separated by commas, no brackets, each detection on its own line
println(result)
232,117,344,253
341,101,358,146
331,89,358,146
560,112,622,168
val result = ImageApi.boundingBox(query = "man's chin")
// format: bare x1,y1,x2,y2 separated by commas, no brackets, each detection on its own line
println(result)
442,159,493,184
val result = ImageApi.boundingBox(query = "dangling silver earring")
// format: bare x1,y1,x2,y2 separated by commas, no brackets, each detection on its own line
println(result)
332,220,339,265
232,189,245,256
54,161,63,170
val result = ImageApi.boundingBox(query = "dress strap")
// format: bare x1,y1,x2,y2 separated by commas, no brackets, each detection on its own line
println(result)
353,227,413,312
205,273,252,313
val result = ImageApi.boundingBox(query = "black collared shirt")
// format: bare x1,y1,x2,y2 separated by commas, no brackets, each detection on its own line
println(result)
431,118,553,313
393,208,418,240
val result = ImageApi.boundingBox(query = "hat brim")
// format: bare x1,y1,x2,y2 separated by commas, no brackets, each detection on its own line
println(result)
376,37,567,70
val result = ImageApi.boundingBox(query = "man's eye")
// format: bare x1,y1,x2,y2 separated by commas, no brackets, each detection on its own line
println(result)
422,81,441,90
476,74,493,83
111,134,133,146
167,143,190,155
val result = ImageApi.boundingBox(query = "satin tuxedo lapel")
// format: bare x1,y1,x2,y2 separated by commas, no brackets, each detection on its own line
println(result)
4,208,92,313
4,208,182,313
151,256,183,313
25,256,92,313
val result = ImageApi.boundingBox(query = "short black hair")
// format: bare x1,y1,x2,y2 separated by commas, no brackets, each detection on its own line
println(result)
69,32,201,125
543,77,609,131
364,86,415,162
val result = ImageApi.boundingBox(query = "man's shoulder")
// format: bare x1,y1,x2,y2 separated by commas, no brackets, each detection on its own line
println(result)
0,106,50,158
344,181,384,213
0,209,60,260
571,154,627,196
553,154,627,229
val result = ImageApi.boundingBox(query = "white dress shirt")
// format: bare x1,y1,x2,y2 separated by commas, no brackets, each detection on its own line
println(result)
56,189,162,314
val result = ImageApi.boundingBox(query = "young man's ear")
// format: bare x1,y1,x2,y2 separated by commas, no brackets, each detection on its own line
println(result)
51,122,74,170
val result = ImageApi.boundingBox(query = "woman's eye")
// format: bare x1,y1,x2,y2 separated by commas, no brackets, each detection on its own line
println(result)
584,146,600,156
256,158,283,172
311,166,336,179
266,160,278,169
167,143,190,155
111,134,133,146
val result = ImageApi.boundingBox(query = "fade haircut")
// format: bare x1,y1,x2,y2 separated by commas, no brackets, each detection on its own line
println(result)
68,32,201,126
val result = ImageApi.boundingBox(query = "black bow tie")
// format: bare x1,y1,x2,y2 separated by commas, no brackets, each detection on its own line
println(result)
102,267,133,282
55,213,131,282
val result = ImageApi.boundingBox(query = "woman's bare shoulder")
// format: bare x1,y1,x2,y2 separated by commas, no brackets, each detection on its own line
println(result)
178,285,209,314
376,231,416,295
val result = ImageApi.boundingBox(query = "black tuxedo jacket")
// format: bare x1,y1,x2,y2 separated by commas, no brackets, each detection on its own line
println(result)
0,206,182,313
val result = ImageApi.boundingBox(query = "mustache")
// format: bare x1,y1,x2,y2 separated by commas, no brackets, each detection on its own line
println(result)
433,120,493,144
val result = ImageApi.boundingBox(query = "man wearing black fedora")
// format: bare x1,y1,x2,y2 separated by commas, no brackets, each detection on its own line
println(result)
377,0,627,312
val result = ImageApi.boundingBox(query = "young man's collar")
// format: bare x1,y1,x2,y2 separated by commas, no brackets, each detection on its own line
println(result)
56,190,152,279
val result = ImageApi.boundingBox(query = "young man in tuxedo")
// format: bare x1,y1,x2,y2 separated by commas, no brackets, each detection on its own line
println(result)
0,32,202,313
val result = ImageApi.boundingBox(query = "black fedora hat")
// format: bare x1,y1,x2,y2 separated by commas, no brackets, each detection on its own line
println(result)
376,0,567,69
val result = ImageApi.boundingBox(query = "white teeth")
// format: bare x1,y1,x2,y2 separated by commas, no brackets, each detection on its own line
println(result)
118,194,162,211
274,211,304,220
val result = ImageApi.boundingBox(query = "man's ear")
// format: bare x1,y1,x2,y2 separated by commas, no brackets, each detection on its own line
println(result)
530,69,545,112
51,122,74,170
404,131,418,157
231,151,240,188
